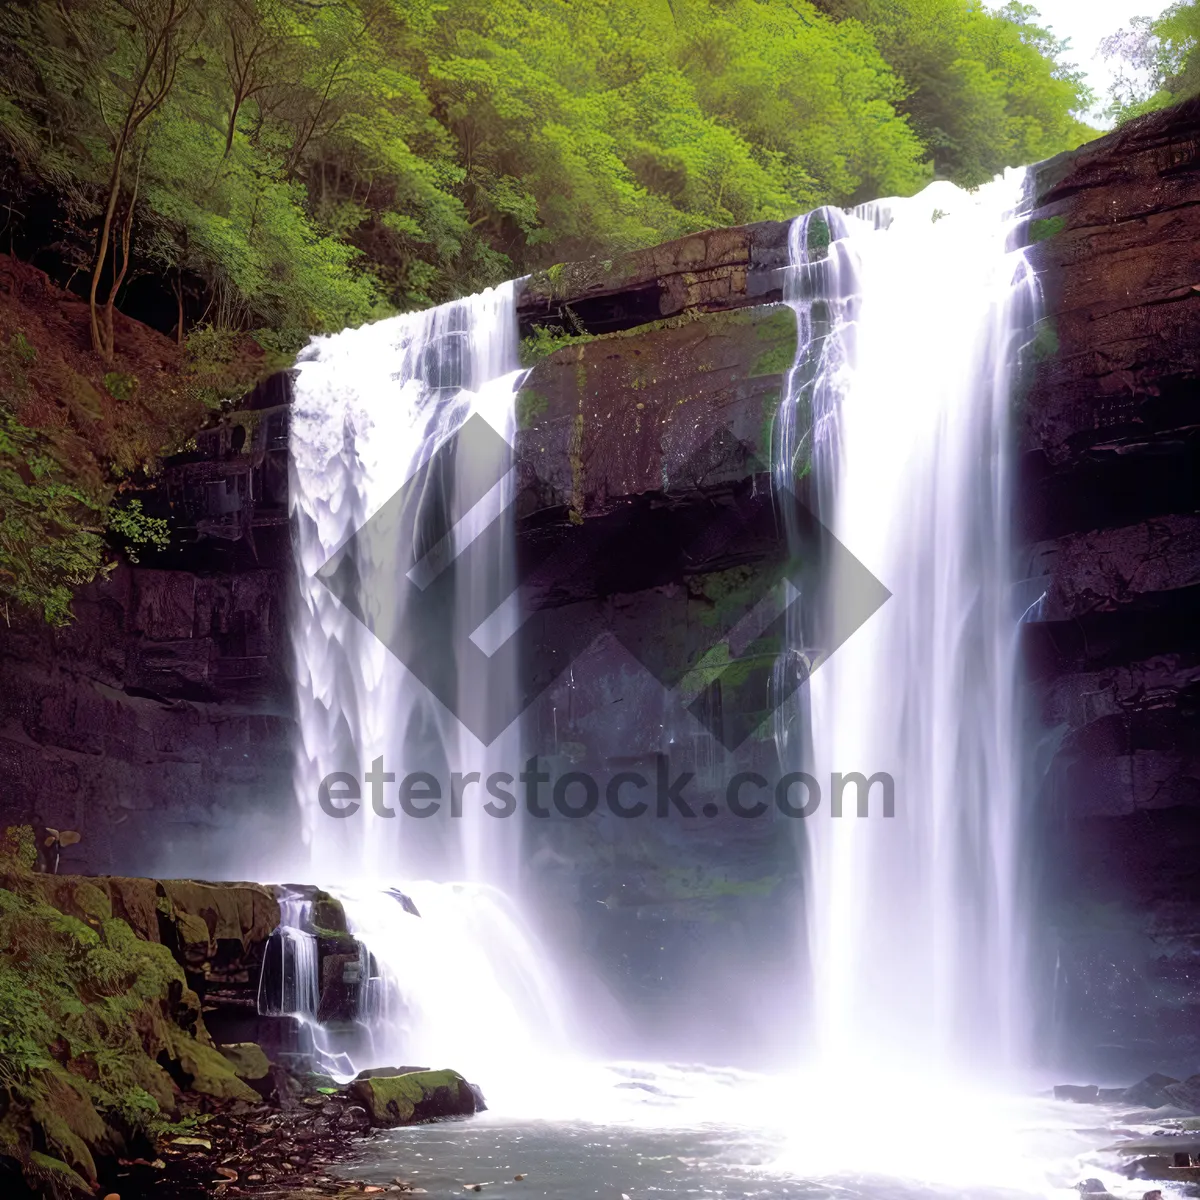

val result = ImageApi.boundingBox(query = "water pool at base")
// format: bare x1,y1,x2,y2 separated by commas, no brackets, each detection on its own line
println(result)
340,1064,1169,1200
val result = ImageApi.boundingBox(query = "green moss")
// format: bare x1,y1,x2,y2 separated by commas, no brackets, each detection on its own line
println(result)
677,638,780,693
1029,215,1066,243
751,344,794,377
0,827,37,872
167,1036,258,1102
11,332,36,366
687,565,762,627
807,215,831,259
26,1150,90,1195
755,306,799,342
749,307,799,377
1029,317,1059,362
102,372,138,402
350,1069,469,1127
515,388,549,429
519,325,593,367
309,895,348,934
218,1042,270,1080
0,850,259,1193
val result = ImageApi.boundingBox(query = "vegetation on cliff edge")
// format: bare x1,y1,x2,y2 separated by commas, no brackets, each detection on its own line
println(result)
0,0,1094,357
0,0,1099,623
1101,0,1200,123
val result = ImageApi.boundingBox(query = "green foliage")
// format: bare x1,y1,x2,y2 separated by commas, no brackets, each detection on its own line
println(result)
102,372,137,402
0,403,110,626
519,325,593,368
0,0,1099,631
1101,2,1200,123
815,0,1096,183
0,884,180,1189
0,839,258,1193
0,0,1095,346
106,499,170,563
0,329,178,623
182,325,254,409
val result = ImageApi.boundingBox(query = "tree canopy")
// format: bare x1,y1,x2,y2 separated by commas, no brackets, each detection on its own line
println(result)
1101,1,1200,124
0,0,1095,355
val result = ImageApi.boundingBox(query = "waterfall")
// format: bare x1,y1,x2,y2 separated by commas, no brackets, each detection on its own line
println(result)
779,175,1040,1073
289,284,524,887
282,285,568,1086
275,169,1039,1111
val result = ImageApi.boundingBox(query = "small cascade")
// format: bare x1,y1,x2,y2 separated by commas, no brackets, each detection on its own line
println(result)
257,897,319,1020
777,175,1041,1073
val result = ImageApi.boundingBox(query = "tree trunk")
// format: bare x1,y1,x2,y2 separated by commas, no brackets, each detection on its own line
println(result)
89,148,128,363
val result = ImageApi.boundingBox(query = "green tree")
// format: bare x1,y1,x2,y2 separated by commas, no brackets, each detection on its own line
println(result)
0,0,1100,351
811,0,1093,183
1101,2,1200,123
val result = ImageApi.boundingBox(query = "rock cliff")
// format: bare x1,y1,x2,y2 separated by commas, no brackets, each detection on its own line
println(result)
1022,96,1200,1066
0,100,1196,1064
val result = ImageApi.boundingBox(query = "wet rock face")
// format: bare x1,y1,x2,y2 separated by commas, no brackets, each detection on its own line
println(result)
515,221,790,337
1020,99,1200,1065
0,557,296,878
1023,97,1200,474
514,305,794,524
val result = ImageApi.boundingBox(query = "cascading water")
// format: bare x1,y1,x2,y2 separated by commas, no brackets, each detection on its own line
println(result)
289,284,523,887
281,285,568,1087
269,180,1122,1198
778,174,1040,1075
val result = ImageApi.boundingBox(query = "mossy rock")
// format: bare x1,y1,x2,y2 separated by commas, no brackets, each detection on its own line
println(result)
0,827,261,1193
217,1042,271,1081
160,879,280,952
309,893,348,934
167,1036,259,1102
349,1069,479,1128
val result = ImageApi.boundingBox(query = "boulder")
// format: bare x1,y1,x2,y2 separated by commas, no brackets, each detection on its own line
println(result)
218,1042,271,1080
1123,1073,1181,1109
1162,1074,1200,1113
349,1069,480,1128
354,1065,430,1080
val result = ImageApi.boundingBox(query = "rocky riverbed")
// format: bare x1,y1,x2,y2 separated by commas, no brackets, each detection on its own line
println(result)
102,1067,477,1199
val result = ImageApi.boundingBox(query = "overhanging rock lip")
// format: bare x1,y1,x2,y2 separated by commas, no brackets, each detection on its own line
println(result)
515,218,792,337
